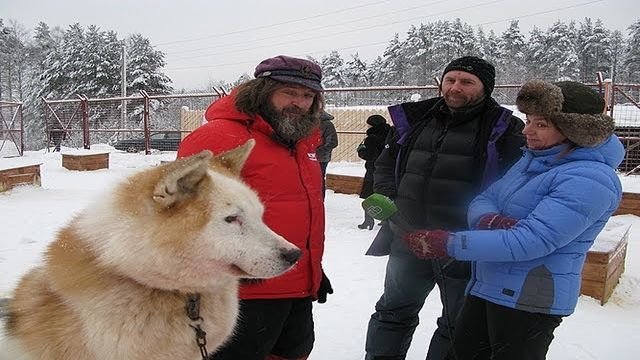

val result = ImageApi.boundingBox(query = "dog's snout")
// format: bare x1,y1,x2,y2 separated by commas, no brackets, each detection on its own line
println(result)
280,248,301,265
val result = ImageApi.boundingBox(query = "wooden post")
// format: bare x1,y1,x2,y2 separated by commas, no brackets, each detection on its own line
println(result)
78,94,90,149
141,90,151,155
602,78,614,117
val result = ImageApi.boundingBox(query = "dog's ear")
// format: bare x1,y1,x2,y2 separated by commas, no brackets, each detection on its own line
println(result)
153,150,212,208
213,139,255,176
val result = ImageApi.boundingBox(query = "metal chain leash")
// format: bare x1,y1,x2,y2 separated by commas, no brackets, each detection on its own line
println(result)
186,293,209,360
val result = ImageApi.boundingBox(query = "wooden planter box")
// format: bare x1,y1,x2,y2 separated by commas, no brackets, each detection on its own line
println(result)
615,192,640,217
580,220,631,305
62,153,109,171
0,164,42,192
326,173,363,195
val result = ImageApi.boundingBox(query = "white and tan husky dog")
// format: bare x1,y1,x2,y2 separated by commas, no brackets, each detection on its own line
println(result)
0,140,301,360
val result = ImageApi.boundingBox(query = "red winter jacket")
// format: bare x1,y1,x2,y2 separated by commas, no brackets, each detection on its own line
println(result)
177,93,326,300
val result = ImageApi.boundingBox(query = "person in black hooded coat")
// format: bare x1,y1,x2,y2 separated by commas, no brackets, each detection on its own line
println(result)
357,114,391,229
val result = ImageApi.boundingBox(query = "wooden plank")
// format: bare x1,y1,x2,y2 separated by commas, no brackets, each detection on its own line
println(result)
605,243,628,279
326,174,363,195
615,192,640,216
62,153,109,171
0,164,41,192
7,173,37,185
579,222,630,304
580,279,604,301
585,251,610,264
581,262,608,282
601,257,626,305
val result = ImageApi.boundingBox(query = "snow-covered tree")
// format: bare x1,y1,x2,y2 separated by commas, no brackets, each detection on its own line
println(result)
609,30,625,82
524,26,547,79
321,51,346,88
543,21,579,81
624,19,640,82
126,33,172,95
497,20,526,83
578,18,612,81
366,56,385,86
0,19,30,101
481,29,501,69
343,53,368,87
402,25,430,85
380,34,406,85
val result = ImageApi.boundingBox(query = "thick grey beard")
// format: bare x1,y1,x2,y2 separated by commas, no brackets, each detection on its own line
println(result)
261,103,319,145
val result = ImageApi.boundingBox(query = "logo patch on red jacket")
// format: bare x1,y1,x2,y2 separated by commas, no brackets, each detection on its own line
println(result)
308,152,317,161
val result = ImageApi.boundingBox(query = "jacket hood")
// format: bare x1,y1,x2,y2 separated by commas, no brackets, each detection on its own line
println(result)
525,134,624,173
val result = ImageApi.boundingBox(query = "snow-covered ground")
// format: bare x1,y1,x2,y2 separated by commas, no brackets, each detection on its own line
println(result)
1,147,638,359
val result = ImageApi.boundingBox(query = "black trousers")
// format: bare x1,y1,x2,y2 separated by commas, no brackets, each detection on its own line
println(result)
447,295,563,360
209,297,314,360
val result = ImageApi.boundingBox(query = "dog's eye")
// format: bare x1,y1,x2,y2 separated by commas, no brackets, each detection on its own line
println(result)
224,215,238,223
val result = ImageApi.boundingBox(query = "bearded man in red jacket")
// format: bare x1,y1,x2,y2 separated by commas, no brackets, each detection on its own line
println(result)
177,55,333,360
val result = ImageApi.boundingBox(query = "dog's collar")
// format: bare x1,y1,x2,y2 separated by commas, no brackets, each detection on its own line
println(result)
186,293,209,359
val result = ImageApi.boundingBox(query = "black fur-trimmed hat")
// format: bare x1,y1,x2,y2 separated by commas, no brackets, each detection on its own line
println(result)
516,80,615,147
442,56,496,96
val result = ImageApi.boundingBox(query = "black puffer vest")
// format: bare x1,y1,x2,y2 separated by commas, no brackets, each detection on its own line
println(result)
395,99,502,230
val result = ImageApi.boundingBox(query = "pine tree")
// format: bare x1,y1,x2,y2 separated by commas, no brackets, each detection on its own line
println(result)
321,51,346,88
524,27,547,79
624,19,640,82
343,53,368,87
367,56,385,86
482,29,501,68
497,20,526,84
578,18,612,81
0,20,30,101
543,21,579,81
609,30,625,82
380,34,406,85
126,33,172,95
403,25,430,85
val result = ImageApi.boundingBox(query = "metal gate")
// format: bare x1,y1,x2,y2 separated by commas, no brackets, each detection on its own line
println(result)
0,101,24,157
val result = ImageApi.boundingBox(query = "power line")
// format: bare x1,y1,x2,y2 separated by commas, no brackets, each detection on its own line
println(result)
155,0,393,47
163,0,451,56
164,0,605,73
478,0,603,27
166,0,503,64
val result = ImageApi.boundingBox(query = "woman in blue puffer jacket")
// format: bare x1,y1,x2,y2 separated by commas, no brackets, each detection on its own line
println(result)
402,80,624,360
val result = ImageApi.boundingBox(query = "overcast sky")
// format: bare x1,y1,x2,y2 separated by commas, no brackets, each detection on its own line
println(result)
1,0,637,90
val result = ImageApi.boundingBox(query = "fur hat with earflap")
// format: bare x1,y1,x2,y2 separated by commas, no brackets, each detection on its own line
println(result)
516,80,615,147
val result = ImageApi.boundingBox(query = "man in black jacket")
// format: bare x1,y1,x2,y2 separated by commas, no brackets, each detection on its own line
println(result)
364,56,525,360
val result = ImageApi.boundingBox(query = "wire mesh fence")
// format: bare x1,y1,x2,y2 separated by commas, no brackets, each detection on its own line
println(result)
612,84,640,174
10,81,640,174
42,93,219,153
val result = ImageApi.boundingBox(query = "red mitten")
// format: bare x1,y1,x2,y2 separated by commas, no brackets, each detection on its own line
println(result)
476,213,518,230
404,230,450,259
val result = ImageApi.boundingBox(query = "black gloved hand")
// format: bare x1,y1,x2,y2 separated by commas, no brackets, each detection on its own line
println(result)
317,272,333,304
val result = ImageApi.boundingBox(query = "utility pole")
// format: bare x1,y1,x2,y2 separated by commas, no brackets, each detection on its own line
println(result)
120,43,127,133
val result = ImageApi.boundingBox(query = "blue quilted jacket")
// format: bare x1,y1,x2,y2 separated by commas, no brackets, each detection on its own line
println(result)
447,135,624,315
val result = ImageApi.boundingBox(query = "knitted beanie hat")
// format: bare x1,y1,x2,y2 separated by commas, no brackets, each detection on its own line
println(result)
441,56,496,96
516,80,615,147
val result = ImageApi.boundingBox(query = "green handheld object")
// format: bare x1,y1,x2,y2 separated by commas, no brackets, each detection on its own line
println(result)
361,193,398,221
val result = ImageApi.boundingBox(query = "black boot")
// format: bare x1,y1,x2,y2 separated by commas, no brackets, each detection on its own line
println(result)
357,213,375,230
